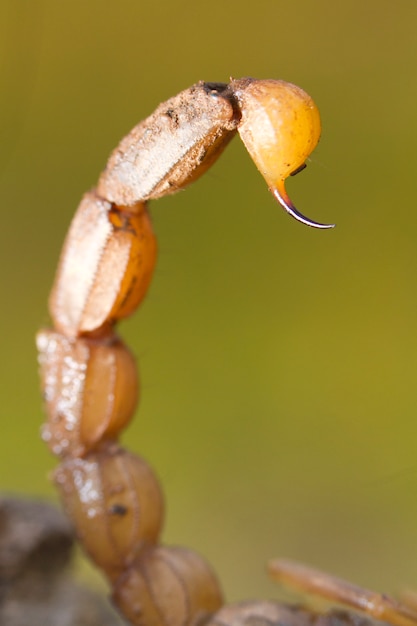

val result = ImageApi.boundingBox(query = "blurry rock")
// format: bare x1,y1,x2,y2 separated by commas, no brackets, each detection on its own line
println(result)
0,496,380,626
208,602,374,626
0,495,127,625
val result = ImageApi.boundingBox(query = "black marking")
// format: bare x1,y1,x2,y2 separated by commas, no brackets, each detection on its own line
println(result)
165,108,179,127
109,503,128,516
109,207,136,235
202,82,229,96
290,163,307,177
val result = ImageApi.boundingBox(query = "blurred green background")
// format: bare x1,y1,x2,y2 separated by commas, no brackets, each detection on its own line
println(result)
1,0,417,607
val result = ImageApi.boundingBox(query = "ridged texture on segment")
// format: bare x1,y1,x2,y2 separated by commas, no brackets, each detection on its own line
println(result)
37,330,138,457
49,191,157,337
54,446,164,581
112,545,224,626
97,82,239,205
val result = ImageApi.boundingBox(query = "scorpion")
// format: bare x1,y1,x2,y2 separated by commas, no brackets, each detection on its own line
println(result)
36,77,416,626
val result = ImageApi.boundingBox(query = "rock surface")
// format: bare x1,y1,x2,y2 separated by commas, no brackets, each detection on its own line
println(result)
0,494,127,625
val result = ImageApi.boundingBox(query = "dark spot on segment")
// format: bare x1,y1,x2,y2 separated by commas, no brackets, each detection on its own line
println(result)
108,503,128,516
203,82,229,96
165,108,179,127
203,82,241,123
109,207,137,234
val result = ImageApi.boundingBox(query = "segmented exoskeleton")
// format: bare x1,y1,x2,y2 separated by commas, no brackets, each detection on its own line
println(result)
37,78,416,626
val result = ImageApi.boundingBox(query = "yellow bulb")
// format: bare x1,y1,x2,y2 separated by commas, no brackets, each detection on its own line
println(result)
231,78,333,229
232,78,320,183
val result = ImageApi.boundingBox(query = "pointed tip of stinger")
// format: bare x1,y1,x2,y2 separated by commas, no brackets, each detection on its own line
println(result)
272,185,335,230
